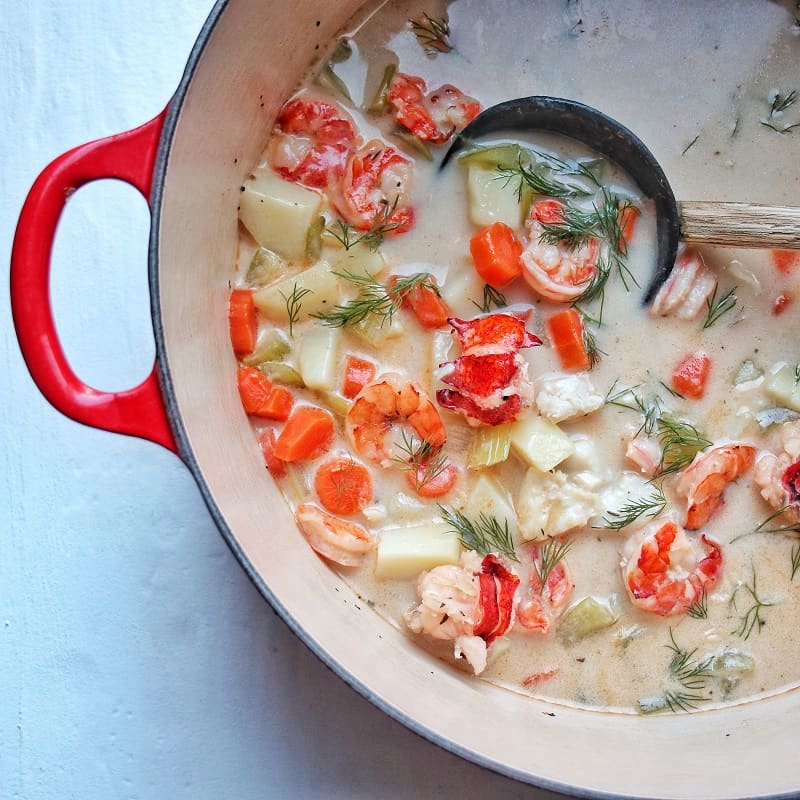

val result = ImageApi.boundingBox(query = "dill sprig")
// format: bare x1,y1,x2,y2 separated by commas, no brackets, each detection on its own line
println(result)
532,149,604,187
496,155,590,201
702,283,738,329
280,282,312,336
391,429,449,491
731,567,774,640
315,270,436,328
771,89,798,115
409,13,453,55
751,505,800,535
687,587,708,619
327,197,403,252
599,485,667,530
681,135,700,156
791,543,800,581
575,309,604,368
655,415,712,476
438,506,518,561
604,381,663,436
532,538,572,593
471,283,507,313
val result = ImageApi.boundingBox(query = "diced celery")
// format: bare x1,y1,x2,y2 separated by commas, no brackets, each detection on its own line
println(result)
254,260,341,323
463,472,518,539
509,414,575,471
708,648,755,693
733,359,763,386
297,327,340,391
350,310,403,345
246,247,289,287
306,215,324,262
242,328,290,366
375,524,461,579
458,143,529,170
765,363,800,412
369,63,397,113
637,695,669,715
467,164,525,228
257,362,304,387
315,64,352,102
319,391,351,418
333,244,387,280
558,596,619,644
468,424,513,469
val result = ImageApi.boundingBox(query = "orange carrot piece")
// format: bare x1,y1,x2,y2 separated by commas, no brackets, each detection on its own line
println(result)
261,385,294,421
672,351,711,400
342,355,376,399
619,205,639,244
388,275,451,329
229,289,258,356
314,457,373,514
258,429,287,478
546,308,589,372
469,222,523,287
274,406,335,461
238,367,273,415
405,462,459,498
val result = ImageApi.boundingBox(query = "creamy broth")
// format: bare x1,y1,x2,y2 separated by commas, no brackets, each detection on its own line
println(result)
232,0,800,713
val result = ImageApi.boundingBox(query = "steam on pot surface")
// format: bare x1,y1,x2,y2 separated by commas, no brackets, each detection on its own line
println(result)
227,0,800,717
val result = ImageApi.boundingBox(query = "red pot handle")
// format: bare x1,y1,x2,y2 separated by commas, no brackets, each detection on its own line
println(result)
10,110,178,453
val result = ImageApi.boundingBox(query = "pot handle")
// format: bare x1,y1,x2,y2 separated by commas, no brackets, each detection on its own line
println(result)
10,110,178,454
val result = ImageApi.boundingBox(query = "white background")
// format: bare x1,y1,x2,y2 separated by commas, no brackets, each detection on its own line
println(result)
1,1,557,797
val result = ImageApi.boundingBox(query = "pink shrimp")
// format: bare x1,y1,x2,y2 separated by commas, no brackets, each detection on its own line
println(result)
335,140,415,232
294,503,374,567
674,444,756,530
754,420,800,521
520,201,600,302
516,545,574,633
269,97,357,189
387,72,480,144
649,249,717,320
621,519,723,616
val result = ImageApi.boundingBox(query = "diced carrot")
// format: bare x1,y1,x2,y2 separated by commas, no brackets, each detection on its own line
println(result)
546,308,589,372
772,250,800,275
342,355,377,399
258,429,287,478
671,351,711,400
238,367,274,415
469,222,523,287
261,385,294,421
388,275,451,328
229,289,258,356
314,457,373,514
274,405,335,461
405,462,459,498
619,205,639,244
773,293,793,315
533,199,566,224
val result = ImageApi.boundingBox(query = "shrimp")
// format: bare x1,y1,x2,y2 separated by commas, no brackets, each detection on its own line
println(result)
387,72,480,144
295,503,374,567
620,519,723,616
753,420,800,520
520,202,600,302
404,551,519,675
269,97,357,189
345,375,446,467
625,436,662,477
516,545,574,633
649,249,717,320
335,140,415,232
674,444,756,529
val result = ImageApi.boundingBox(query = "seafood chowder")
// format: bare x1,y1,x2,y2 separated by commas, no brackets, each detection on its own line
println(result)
230,0,800,714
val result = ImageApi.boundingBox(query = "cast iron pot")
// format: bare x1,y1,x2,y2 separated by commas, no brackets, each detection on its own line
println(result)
10,2,800,797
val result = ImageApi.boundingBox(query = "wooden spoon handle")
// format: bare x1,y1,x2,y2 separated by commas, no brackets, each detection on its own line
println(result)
679,201,800,249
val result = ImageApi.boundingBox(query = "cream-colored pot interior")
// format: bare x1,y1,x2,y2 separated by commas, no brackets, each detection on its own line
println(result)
154,2,800,797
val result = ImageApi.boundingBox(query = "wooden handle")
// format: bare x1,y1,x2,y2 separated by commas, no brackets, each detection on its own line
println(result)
679,201,800,249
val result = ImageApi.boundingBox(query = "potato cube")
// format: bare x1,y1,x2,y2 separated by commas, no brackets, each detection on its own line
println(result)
375,525,462,579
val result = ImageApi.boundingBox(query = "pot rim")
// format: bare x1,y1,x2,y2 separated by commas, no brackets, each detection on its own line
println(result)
145,4,797,798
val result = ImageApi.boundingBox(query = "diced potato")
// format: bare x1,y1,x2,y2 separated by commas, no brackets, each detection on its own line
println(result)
509,414,575,471
332,243,387,280
558,596,619,644
297,327,340,391
242,328,290,366
254,260,341,323
375,524,461,579
765,362,800,412
468,424,513,469
239,169,323,262
467,164,524,228
439,262,484,318
463,473,519,539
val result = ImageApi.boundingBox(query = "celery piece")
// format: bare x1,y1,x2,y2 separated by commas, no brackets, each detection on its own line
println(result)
315,65,351,102
246,247,288,287
638,695,670,715
708,648,755,693
242,328,290,366
468,424,513,469
392,130,433,161
458,143,530,170
257,362,304,387
558,596,619,645
306,215,325,263
350,310,403,345
369,63,397,113
733,359,763,386
319,391,351,419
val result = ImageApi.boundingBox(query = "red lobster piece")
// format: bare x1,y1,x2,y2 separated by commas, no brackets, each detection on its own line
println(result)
474,554,520,646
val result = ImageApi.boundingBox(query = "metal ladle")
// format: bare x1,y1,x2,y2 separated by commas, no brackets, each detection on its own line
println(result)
440,96,800,303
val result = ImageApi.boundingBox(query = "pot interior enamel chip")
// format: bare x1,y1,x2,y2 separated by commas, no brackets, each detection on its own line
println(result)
156,1,800,796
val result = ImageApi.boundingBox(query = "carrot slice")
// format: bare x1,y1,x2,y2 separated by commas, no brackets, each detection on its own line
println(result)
274,405,335,461
314,457,373,514
238,367,273,415
469,222,523,287
229,289,257,356
672,351,711,400
619,205,639,244
546,308,589,372
342,355,377,399
258,429,287,478
388,275,451,329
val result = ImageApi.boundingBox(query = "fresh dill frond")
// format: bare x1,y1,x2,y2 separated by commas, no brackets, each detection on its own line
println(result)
280,282,312,336
604,381,663,437
792,543,800,581
771,89,798,115
599,485,667,530
681,135,700,156
760,119,800,135
496,156,589,201
327,197,403,252
391,429,448,491
751,505,800,535
794,364,800,385
471,283,507,313
702,283,738,329
658,379,684,400
409,12,453,55
731,568,774,640
438,506,518,561
532,538,572,593
531,149,604,187
315,270,435,328
583,324,604,369
687,588,709,619
655,415,712,476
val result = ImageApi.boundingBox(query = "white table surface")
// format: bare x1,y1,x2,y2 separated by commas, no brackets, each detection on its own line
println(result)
1,2,558,798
